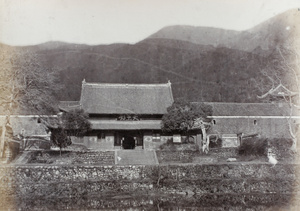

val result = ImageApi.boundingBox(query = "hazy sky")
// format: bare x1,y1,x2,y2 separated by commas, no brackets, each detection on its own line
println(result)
0,0,299,46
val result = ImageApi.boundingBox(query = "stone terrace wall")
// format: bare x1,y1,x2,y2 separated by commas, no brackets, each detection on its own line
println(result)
0,163,299,200
71,151,115,165
209,148,238,159
156,148,238,163
28,151,115,165
1,192,296,210
156,151,199,163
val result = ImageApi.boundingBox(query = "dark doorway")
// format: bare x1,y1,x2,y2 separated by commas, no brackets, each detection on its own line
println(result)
122,136,136,149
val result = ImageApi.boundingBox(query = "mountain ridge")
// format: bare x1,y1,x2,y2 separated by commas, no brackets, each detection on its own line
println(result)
0,9,298,104
147,9,299,52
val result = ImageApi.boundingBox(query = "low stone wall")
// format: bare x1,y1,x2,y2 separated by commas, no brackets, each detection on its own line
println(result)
0,163,299,200
28,151,115,165
209,148,238,159
157,148,238,163
156,150,199,163
70,151,115,165
157,147,294,163
1,193,295,210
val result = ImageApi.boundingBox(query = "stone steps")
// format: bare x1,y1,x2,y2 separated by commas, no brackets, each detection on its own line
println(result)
116,150,158,165
13,151,32,164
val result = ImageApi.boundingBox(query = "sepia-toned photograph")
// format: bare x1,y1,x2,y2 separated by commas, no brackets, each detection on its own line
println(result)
0,0,300,210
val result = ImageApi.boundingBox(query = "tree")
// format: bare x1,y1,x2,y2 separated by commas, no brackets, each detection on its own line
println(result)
48,109,91,156
60,109,91,137
161,99,212,145
0,49,61,115
50,128,71,156
0,48,62,157
255,41,300,151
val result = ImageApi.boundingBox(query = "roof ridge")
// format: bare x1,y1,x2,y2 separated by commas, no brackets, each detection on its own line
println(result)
274,83,297,94
83,82,171,87
193,102,290,105
79,81,174,114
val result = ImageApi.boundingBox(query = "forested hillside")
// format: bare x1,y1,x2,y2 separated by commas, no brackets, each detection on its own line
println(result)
1,9,298,104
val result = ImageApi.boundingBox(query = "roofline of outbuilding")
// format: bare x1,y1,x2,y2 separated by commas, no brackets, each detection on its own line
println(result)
192,102,294,106
209,116,300,118
81,79,172,88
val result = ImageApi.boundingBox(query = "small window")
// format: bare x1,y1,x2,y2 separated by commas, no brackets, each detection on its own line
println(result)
213,120,216,125
254,120,257,125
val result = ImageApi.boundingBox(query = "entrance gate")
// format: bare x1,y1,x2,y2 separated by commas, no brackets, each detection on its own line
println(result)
122,136,136,149
115,131,143,149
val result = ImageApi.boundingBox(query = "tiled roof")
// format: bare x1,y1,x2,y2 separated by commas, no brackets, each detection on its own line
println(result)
257,84,298,98
80,82,174,114
59,101,81,112
0,116,56,136
89,119,161,130
59,101,80,107
196,102,299,116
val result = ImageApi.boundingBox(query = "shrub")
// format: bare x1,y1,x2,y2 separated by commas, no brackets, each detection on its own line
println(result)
159,138,176,151
182,136,196,144
166,138,173,145
238,138,268,156
209,137,223,148
268,138,293,149
268,138,295,160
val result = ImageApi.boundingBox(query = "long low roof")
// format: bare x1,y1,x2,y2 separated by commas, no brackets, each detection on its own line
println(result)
59,98,300,117
201,102,300,116
89,119,162,130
